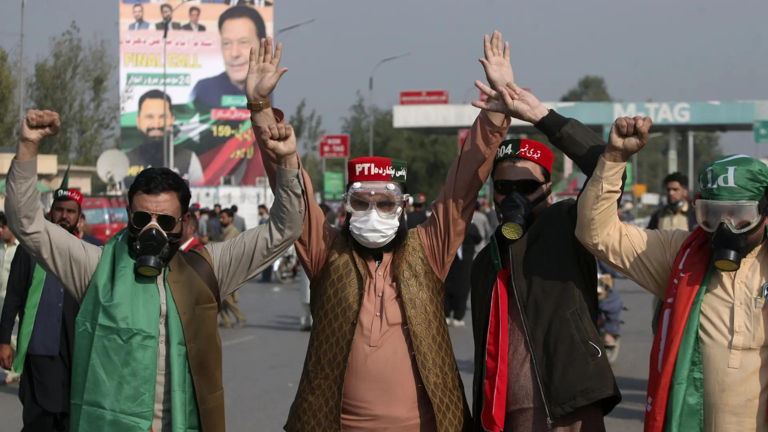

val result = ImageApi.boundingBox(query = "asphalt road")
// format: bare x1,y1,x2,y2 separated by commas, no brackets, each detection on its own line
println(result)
0,278,654,431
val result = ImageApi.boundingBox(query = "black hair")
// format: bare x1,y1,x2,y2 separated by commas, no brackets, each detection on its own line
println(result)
221,208,235,218
128,168,192,216
160,4,172,13
258,204,267,211
188,212,199,229
664,172,689,189
218,6,266,39
189,6,200,15
231,205,239,212
413,202,424,210
133,3,143,10
492,157,551,183
214,203,221,209
475,201,481,211
0,212,7,227
138,89,173,115
318,203,331,217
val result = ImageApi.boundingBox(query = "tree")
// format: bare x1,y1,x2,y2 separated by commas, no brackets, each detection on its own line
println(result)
27,22,117,165
560,75,612,102
288,99,326,190
0,47,18,148
341,93,457,203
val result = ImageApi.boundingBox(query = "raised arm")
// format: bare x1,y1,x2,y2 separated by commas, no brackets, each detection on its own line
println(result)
6,111,102,303
418,31,516,279
247,37,336,279
575,117,689,298
206,125,304,297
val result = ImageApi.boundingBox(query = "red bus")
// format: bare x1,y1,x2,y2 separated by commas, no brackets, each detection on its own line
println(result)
81,197,128,244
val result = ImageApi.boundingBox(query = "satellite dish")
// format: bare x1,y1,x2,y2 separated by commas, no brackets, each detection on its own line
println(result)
97,149,130,185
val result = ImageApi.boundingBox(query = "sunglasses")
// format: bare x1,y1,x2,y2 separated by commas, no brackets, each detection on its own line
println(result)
494,179,545,196
131,211,182,232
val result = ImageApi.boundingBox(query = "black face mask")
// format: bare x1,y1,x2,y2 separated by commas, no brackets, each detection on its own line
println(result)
494,188,551,242
131,225,182,277
709,221,765,272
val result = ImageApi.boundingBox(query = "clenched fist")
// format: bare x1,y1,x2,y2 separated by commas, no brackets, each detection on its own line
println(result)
261,123,298,170
605,116,653,163
21,110,60,146
0,343,14,371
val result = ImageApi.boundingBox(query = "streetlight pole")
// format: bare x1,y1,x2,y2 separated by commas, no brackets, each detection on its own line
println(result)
276,18,315,35
368,52,410,156
18,0,25,124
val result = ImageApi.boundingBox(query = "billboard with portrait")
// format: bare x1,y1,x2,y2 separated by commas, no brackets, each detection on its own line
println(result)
119,0,274,186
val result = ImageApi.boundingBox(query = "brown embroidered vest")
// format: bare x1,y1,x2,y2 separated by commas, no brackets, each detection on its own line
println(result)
167,249,225,432
284,230,471,432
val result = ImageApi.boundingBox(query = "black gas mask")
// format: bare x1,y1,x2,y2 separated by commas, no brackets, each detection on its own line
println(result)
494,182,551,242
131,223,182,277
709,220,765,272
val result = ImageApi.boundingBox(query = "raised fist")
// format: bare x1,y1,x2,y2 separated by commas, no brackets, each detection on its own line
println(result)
607,116,653,161
20,110,61,145
261,123,298,169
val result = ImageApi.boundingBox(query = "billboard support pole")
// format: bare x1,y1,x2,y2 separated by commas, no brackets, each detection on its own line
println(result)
162,23,170,170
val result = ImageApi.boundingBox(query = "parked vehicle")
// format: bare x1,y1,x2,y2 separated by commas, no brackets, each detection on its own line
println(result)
81,197,128,244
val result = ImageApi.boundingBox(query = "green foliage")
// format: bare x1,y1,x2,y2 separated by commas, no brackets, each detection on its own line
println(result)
27,22,117,165
0,48,18,148
560,75,612,102
288,98,326,191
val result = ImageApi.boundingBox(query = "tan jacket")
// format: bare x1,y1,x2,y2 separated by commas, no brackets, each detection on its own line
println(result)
6,157,306,432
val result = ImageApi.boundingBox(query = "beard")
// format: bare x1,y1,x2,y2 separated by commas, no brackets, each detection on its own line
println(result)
55,218,78,235
142,129,165,146
341,213,409,257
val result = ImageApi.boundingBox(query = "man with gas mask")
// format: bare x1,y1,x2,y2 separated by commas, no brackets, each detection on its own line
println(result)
577,116,768,432
248,35,511,431
6,109,305,432
0,167,83,431
468,31,620,432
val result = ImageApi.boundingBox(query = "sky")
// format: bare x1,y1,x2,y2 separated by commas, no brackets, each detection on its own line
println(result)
1,0,767,158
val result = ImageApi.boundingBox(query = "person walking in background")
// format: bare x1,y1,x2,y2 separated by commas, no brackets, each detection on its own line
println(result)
0,212,20,385
231,205,247,233
444,223,482,327
406,193,428,229
257,204,272,282
258,204,269,225
472,200,491,258
219,208,240,241
647,172,696,231
190,204,210,244
217,209,246,328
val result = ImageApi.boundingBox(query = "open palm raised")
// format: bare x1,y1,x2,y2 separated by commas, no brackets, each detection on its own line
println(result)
246,37,288,102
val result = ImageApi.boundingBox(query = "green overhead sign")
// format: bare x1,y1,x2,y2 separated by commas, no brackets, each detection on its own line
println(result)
755,121,768,144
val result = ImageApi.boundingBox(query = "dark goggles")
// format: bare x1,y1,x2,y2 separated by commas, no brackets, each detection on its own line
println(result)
131,211,182,232
493,179,545,196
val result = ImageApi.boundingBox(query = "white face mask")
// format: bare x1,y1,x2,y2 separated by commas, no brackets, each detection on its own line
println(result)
349,208,402,249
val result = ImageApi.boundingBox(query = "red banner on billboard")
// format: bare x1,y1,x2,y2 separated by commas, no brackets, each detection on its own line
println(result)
399,90,449,105
319,135,350,158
